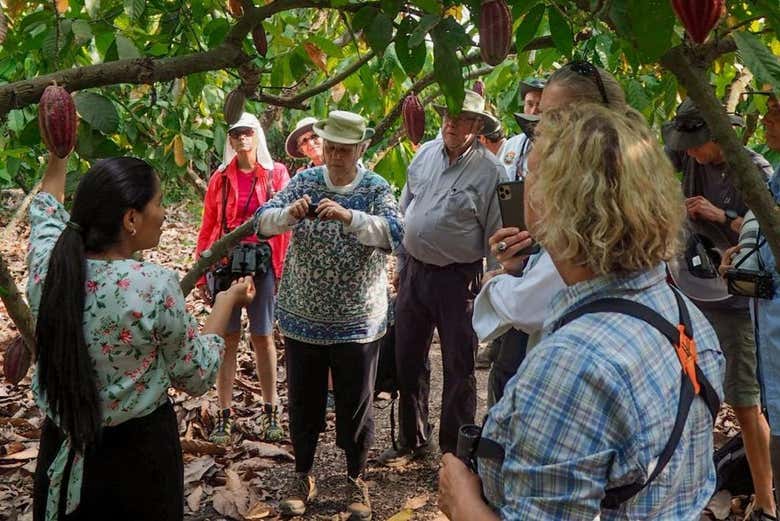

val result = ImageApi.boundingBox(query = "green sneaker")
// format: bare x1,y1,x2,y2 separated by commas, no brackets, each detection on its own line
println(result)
209,408,232,445
259,403,284,442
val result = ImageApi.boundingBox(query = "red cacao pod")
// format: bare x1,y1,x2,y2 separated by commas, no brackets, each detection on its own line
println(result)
671,0,724,44
402,94,425,145
479,0,512,66
252,24,268,57
473,80,485,96
3,336,32,386
38,84,77,158
227,0,243,17
223,89,246,126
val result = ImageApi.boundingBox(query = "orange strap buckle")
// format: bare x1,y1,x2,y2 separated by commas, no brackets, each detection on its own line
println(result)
676,324,700,395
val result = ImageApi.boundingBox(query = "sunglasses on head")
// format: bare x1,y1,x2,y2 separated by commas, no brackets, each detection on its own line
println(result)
568,61,609,106
229,127,255,139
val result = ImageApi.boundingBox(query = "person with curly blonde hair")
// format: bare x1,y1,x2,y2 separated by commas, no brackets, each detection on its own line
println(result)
440,104,725,520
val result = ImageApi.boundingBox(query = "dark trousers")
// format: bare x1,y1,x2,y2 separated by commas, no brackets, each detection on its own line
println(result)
34,401,183,521
395,256,481,453
487,328,529,408
285,336,381,478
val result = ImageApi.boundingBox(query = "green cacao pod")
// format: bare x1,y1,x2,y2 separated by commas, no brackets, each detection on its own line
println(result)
252,24,268,57
479,0,512,66
3,335,31,386
671,0,723,44
402,94,425,145
223,89,246,126
38,84,77,158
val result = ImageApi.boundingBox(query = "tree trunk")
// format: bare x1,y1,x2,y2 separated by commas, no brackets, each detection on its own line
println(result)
0,253,35,357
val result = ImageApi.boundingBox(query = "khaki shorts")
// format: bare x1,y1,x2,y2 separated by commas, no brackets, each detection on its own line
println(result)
702,307,760,407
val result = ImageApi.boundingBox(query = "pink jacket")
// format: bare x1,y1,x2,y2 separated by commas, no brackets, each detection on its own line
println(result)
195,158,291,286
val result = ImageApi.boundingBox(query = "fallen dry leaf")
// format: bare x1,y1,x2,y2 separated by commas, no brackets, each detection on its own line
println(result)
704,489,731,520
243,501,272,519
404,493,428,510
240,440,294,461
212,469,250,519
0,447,37,461
183,455,215,486
386,508,413,521
187,484,203,513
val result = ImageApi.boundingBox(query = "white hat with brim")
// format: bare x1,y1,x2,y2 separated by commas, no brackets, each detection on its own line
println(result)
433,89,500,136
312,111,375,144
220,112,274,172
285,117,319,158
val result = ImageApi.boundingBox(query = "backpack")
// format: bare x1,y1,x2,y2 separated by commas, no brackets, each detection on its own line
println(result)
714,432,754,495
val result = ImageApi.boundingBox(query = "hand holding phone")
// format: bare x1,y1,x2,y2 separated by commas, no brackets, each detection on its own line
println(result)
496,180,539,257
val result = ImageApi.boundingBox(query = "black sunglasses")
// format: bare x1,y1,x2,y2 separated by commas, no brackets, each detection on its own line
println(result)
229,127,255,139
568,61,609,106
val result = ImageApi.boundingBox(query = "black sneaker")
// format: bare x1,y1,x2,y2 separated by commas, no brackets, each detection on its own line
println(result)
279,473,317,517
376,444,430,468
347,476,371,520
748,508,778,521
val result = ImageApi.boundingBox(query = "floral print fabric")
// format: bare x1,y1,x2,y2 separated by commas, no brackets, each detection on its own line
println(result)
26,192,224,521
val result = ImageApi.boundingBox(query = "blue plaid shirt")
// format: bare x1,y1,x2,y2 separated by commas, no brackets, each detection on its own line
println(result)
479,264,725,520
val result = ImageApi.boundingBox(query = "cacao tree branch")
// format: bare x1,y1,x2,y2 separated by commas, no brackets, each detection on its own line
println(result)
726,66,753,113
661,45,780,272
0,253,35,357
179,220,255,296
1,180,42,244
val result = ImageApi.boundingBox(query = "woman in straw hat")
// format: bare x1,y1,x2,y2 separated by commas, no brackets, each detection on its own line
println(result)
256,110,403,520
195,112,291,445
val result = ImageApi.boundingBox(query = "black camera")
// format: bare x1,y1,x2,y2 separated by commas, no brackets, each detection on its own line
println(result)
209,243,272,301
725,268,775,299
685,233,720,279
307,200,319,219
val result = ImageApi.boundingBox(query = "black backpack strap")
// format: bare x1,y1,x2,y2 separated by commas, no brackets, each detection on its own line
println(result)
555,291,720,509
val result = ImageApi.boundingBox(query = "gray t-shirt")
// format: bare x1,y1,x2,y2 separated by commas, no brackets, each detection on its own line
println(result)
667,146,774,309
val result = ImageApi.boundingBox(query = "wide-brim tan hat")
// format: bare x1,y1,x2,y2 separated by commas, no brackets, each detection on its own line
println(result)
312,111,375,144
285,117,319,158
434,89,500,135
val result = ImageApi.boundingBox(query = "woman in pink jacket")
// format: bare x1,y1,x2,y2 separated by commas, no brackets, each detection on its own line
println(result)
196,112,290,444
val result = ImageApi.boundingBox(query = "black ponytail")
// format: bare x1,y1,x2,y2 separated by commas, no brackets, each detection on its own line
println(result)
36,157,157,448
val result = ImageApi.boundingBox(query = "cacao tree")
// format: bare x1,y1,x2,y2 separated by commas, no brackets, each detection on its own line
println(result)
1,0,780,359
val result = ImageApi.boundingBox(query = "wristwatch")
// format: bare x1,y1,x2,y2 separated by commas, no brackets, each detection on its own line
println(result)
724,209,739,225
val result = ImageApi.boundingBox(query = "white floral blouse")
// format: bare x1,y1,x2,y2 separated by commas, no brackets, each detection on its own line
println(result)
26,192,224,521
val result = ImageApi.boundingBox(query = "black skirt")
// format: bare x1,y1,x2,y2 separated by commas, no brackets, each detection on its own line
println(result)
34,400,184,521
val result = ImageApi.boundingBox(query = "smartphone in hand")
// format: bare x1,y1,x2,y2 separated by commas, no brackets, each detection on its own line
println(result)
496,180,539,256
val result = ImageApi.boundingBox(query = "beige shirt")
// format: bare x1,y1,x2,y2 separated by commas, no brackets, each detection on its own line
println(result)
399,138,506,268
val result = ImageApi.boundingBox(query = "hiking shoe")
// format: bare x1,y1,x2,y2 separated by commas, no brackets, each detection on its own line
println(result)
279,473,317,517
327,390,336,412
347,476,371,521
747,507,778,521
376,444,429,468
259,403,284,442
209,408,232,445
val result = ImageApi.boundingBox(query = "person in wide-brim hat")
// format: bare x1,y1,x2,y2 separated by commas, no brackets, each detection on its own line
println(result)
285,117,320,159
313,110,375,144
513,113,541,141
662,97,745,151
433,89,500,136
520,78,546,99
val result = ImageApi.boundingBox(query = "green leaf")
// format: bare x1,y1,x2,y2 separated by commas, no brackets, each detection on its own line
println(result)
352,7,378,33
414,0,440,15
754,0,780,39
438,16,473,51
431,25,464,115
124,0,145,21
73,92,120,134
547,7,573,57
41,30,59,61
380,0,401,19
72,19,93,45
734,31,780,90
115,34,140,59
205,18,230,48
409,14,440,48
515,4,545,54
365,12,394,55
187,73,206,100
610,0,674,63
395,17,426,78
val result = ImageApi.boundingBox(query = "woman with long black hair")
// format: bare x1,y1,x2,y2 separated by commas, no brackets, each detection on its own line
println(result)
28,153,254,521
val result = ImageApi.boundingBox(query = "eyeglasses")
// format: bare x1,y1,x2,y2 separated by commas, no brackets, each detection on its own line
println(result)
297,133,320,148
229,128,255,139
568,61,609,106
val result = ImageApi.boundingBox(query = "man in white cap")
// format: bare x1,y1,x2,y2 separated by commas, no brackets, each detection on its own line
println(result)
195,112,291,445
256,110,403,520
286,116,324,173
379,90,505,466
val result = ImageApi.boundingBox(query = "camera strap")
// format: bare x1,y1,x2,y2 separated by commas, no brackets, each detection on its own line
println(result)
553,286,720,509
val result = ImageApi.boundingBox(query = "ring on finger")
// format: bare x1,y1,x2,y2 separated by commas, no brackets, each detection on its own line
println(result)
497,240,508,253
